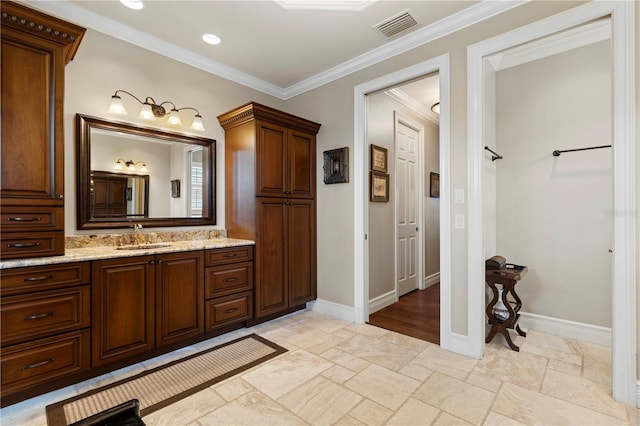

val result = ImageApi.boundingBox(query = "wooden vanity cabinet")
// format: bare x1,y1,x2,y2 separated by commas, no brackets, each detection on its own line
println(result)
0,263,91,399
205,246,254,330
92,251,204,366
218,102,320,320
0,2,85,260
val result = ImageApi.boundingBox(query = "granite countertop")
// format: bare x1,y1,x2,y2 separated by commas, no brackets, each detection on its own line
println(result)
0,238,255,270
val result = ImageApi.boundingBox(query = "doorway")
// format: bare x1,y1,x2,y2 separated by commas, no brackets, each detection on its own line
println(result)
353,54,454,350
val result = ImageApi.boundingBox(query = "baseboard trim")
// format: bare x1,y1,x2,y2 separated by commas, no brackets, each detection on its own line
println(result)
518,312,611,347
441,332,472,357
637,381,640,408
309,299,355,323
368,290,397,314
424,272,440,288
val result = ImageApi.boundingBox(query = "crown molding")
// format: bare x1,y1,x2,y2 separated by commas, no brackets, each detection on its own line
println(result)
384,88,439,125
29,0,525,100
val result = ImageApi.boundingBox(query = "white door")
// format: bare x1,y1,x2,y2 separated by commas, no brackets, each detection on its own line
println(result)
396,118,420,296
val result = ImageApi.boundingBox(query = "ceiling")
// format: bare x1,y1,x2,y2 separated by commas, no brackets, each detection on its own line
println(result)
27,0,490,109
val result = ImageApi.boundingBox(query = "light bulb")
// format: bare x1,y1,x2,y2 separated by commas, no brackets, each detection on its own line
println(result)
114,160,123,170
108,95,127,115
140,163,148,173
190,114,205,131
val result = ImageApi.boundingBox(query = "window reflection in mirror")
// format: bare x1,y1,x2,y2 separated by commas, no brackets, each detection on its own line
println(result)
77,114,216,229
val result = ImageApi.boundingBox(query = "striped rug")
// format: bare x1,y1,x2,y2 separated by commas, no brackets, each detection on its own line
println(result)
46,334,287,426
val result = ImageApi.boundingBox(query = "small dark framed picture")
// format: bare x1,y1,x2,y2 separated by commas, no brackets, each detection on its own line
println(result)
370,144,388,173
170,179,181,198
323,147,349,184
429,172,440,198
370,171,389,202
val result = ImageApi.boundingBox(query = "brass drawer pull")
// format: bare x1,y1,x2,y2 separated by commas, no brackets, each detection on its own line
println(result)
224,308,239,314
222,253,238,258
23,275,53,282
7,217,41,221
23,358,55,370
224,277,238,283
23,311,54,321
7,242,41,248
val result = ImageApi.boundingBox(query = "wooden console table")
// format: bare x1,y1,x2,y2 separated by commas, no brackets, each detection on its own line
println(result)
485,264,528,351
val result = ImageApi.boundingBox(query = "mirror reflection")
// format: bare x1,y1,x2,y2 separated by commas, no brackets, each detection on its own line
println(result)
77,114,216,229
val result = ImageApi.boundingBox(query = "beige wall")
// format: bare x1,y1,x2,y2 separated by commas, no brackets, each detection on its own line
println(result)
495,40,612,327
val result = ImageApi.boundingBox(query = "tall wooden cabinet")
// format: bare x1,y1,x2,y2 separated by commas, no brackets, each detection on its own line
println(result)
0,2,85,259
218,102,320,319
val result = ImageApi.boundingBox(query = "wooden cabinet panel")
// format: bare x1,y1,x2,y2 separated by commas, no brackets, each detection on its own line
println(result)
256,122,287,197
256,199,288,317
1,286,90,345
92,256,155,366
205,246,254,266
1,329,90,396
206,291,252,331
289,130,315,198
289,200,316,305
0,232,65,260
0,262,90,296
205,261,253,298
155,251,204,347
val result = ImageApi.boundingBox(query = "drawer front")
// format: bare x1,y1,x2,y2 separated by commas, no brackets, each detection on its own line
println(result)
1,329,90,396
205,261,253,299
205,246,254,267
1,286,91,345
1,206,63,232
1,262,90,295
0,232,64,260
206,291,253,330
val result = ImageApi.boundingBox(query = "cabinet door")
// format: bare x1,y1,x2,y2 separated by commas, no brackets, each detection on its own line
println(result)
0,30,64,206
255,199,288,317
92,256,155,366
288,130,316,198
289,200,316,306
256,122,287,197
156,251,204,347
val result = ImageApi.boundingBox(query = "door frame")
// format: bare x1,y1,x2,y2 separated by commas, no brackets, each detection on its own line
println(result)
393,112,425,297
354,54,454,350
467,1,636,405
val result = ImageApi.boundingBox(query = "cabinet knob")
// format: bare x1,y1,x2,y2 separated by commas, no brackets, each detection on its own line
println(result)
56,194,64,200
157,259,163,264
149,260,155,265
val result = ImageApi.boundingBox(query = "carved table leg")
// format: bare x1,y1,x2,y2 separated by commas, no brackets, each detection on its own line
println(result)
502,328,520,352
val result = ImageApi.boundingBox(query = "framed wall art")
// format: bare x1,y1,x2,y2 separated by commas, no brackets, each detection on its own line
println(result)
429,172,440,198
323,147,349,184
370,171,389,202
170,179,181,198
370,144,388,173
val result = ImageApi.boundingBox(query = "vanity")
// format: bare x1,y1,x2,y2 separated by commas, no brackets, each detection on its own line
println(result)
0,237,254,407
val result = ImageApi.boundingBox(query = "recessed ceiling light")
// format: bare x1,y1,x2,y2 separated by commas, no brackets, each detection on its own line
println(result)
202,34,221,45
120,0,144,10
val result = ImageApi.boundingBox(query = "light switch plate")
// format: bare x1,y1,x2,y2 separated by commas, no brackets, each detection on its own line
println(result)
455,214,465,229
455,189,465,204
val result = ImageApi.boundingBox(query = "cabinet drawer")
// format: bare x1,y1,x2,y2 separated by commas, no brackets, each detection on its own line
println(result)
0,232,64,260
1,286,90,346
206,291,253,330
0,262,90,295
1,206,63,232
1,329,90,396
205,246,253,266
205,261,253,298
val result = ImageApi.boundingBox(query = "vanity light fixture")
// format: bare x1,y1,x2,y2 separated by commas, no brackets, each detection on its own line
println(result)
108,90,206,131
115,158,148,173
431,102,440,114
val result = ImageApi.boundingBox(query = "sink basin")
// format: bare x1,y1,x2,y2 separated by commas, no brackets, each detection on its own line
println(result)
116,243,172,250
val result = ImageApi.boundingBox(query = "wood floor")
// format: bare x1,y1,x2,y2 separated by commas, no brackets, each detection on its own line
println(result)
368,283,440,344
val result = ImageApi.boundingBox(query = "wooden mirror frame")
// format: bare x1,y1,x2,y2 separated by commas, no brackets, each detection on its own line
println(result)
76,113,216,229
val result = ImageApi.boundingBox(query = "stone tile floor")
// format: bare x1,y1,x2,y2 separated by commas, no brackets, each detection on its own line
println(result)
1,310,638,425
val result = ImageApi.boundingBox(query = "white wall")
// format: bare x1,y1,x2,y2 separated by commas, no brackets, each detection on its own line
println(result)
423,120,440,279
495,40,612,327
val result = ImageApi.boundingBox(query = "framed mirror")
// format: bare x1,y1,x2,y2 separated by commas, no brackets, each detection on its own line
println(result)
76,114,216,229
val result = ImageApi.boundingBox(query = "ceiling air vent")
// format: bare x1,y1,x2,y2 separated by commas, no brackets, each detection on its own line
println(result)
374,9,418,38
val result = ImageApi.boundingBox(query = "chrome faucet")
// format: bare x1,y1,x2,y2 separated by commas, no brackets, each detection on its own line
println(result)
133,223,143,234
